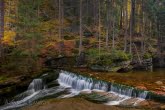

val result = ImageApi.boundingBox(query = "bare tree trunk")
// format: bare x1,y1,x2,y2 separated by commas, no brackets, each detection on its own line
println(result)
124,0,128,52
141,0,145,55
112,17,115,49
58,0,63,40
129,0,135,54
93,0,98,39
61,0,64,40
112,0,115,49
0,0,4,58
120,0,124,30
36,0,41,19
98,0,101,57
58,0,64,55
79,0,83,55
106,0,110,49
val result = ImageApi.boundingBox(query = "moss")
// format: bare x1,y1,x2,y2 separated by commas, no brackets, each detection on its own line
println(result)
143,53,152,59
63,35,75,40
0,76,7,83
86,49,131,67
75,38,90,47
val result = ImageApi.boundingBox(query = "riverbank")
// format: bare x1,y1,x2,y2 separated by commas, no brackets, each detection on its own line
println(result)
0,68,53,105
23,98,145,110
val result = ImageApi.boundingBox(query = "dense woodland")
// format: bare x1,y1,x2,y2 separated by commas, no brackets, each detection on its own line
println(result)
0,0,165,109
0,0,165,75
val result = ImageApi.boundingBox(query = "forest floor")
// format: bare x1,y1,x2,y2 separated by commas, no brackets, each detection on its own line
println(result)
23,98,145,110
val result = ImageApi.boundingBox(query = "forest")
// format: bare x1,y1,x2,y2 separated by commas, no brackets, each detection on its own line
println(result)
0,0,165,110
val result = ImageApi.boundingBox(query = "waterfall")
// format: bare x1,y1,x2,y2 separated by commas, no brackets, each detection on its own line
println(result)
0,78,65,110
28,79,44,92
0,70,152,110
138,91,148,99
58,71,109,91
110,84,134,97
58,71,149,100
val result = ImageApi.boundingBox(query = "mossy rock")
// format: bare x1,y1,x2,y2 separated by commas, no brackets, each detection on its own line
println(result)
40,70,60,84
148,92,165,103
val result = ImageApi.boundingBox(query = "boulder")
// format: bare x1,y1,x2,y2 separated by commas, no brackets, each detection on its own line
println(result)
137,100,150,107
160,105,165,110
135,86,147,90
155,81,163,85
117,66,132,73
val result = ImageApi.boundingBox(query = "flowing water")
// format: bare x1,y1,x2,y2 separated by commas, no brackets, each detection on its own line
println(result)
0,70,162,110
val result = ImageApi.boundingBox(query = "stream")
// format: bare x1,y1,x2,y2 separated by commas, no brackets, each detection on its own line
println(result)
0,70,164,110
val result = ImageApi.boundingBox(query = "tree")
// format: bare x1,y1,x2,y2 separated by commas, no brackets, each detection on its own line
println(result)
129,0,135,54
16,0,44,73
124,0,128,52
0,0,4,57
58,0,64,40
98,0,101,57
79,0,83,55
105,0,110,49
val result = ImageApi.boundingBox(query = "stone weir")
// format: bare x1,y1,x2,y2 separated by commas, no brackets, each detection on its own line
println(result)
58,70,165,103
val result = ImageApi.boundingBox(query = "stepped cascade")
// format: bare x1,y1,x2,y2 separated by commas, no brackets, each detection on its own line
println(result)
28,79,44,92
58,71,149,99
0,70,159,110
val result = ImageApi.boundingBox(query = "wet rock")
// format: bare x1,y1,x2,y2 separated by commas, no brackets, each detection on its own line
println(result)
47,80,59,88
19,75,31,81
155,81,163,85
120,98,140,106
41,70,60,84
80,90,91,95
161,86,165,92
90,65,108,72
137,100,150,107
117,66,132,73
160,105,165,110
135,86,147,90
90,91,120,102
117,62,132,73
90,65,121,72
162,86,165,89
76,52,87,66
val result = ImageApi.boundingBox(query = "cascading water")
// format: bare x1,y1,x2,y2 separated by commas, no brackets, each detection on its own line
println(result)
0,78,66,110
58,72,109,91
28,79,44,92
0,70,151,110
58,71,149,106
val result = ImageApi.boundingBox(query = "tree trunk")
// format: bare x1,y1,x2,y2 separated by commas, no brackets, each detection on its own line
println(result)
124,0,128,52
120,0,124,30
0,0,4,58
98,0,101,57
141,0,145,55
112,0,115,49
112,17,115,49
106,0,110,49
59,0,62,40
129,0,135,54
79,0,83,55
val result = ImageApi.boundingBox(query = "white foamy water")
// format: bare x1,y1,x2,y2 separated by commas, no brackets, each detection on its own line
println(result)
0,70,149,110
58,71,148,106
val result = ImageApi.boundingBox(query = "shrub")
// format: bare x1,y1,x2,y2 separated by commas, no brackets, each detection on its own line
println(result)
75,38,90,47
110,49,131,62
64,35,75,40
86,49,131,66
143,53,152,59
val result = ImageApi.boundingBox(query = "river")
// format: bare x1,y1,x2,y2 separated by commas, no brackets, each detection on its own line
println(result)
0,69,164,110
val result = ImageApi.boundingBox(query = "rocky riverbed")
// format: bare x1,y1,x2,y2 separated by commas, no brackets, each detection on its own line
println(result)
23,98,146,110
